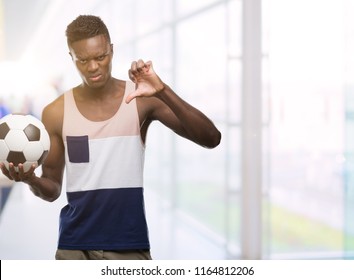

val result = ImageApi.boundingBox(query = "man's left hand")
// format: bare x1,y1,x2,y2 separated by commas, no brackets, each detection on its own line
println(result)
126,59,165,103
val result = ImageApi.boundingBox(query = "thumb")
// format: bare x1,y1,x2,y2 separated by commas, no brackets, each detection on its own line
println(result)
125,91,139,104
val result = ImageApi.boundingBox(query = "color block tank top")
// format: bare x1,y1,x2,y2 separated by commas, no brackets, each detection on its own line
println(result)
58,81,149,250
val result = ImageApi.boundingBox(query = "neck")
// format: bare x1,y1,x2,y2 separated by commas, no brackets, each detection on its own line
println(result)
81,77,115,99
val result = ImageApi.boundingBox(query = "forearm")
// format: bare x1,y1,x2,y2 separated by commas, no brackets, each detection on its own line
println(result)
24,174,61,202
156,84,221,148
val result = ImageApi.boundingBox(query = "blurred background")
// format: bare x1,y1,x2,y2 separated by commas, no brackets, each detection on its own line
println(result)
0,0,354,260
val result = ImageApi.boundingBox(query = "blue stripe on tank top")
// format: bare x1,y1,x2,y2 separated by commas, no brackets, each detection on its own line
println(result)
57,187,150,250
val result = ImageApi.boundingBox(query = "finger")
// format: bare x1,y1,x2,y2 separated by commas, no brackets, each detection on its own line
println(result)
143,60,152,72
128,69,137,83
0,163,13,181
0,162,6,172
18,163,36,181
125,91,139,104
130,61,138,74
145,60,152,68
17,163,25,179
8,163,20,181
27,164,36,175
131,60,137,70
136,59,145,72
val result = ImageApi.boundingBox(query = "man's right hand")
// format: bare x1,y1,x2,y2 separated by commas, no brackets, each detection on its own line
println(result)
0,162,36,182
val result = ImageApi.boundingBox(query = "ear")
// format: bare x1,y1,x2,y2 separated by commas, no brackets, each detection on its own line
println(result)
110,44,114,55
69,52,73,60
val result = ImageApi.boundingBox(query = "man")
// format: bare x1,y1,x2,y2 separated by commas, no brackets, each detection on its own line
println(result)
0,15,221,260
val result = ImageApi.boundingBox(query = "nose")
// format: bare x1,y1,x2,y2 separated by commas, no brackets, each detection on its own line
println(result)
87,59,99,72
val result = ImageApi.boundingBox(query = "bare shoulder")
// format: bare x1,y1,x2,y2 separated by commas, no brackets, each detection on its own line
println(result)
42,94,65,135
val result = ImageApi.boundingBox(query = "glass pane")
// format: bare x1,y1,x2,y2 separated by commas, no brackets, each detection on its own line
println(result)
105,0,136,42
177,136,225,234
177,0,220,17
343,0,354,257
266,0,345,257
176,6,226,119
344,88,354,257
227,0,242,58
135,0,173,35
227,59,241,124
225,127,241,257
135,29,173,76
175,6,230,246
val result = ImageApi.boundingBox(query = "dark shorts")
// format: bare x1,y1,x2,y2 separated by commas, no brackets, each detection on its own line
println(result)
55,249,152,260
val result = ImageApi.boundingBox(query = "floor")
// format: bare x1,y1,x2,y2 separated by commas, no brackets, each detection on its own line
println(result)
0,182,226,260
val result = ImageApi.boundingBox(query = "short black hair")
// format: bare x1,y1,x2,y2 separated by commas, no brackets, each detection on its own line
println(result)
66,15,111,46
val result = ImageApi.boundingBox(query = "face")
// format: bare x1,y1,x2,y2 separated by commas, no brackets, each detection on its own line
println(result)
69,34,113,89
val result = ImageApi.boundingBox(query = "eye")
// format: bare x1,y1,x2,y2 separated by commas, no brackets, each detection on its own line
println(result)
97,55,106,61
79,59,87,64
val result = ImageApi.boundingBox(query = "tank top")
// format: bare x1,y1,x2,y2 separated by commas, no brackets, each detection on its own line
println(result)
58,81,149,250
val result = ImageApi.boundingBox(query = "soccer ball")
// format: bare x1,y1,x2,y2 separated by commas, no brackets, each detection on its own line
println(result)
0,114,50,172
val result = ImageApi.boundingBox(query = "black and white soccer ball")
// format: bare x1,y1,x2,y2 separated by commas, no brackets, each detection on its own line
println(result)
0,114,50,172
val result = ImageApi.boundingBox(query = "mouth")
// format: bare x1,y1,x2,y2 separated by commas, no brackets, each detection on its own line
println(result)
89,74,102,82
